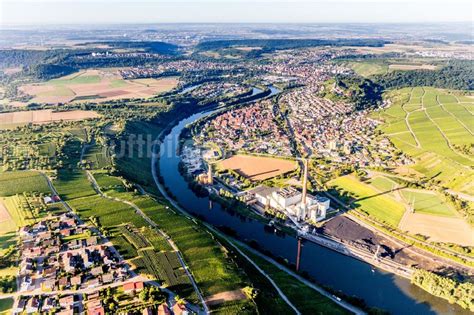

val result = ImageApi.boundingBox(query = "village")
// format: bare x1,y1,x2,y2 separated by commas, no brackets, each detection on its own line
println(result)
196,100,293,156
10,195,194,315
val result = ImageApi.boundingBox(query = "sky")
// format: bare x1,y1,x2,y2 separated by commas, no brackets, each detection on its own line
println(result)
0,0,472,25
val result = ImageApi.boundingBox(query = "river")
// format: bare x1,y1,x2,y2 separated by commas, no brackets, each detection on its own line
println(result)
158,87,468,315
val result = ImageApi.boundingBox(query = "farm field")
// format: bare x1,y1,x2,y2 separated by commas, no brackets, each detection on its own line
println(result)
140,199,247,297
0,171,50,196
335,173,472,245
218,154,297,181
0,200,16,235
0,232,16,256
346,61,388,77
54,170,97,200
388,64,437,71
400,189,456,217
368,175,456,218
0,298,13,315
18,69,179,104
399,212,474,246
68,194,147,228
56,165,250,303
329,175,406,227
0,109,100,129
82,144,112,170
377,87,474,195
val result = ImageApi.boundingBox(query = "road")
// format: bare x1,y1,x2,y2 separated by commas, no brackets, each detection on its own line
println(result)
150,124,365,315
235,240,365,315
40,170,201,312
322,190,474,273
84,170,206,314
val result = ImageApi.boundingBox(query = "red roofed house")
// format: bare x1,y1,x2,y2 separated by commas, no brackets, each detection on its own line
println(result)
122,281,144,293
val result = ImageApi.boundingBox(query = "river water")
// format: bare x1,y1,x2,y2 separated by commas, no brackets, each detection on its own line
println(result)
158,87,468,315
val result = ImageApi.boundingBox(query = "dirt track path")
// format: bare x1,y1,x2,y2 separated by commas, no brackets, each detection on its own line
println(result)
85,170,206,314
150,121,365,315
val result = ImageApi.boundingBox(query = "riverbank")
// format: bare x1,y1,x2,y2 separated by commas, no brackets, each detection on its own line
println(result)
156,100,471,314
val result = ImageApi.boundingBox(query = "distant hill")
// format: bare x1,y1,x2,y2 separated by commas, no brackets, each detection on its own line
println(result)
81,41,179,55
196,38,389,51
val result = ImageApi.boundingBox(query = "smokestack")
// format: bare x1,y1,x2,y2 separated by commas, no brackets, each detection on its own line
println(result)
301,159,308,207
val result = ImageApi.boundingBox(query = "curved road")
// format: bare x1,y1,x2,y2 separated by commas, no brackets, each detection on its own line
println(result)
84,170,207,314
150,121,365,315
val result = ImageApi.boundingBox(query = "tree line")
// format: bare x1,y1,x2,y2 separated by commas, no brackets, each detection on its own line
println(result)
411,269,473,311
373,60,473,90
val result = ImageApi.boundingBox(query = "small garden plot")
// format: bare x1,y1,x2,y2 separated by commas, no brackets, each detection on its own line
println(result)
141,227,173,252
119,224,152,249
93,173,125,190
83,144,112,169
139,249,192,289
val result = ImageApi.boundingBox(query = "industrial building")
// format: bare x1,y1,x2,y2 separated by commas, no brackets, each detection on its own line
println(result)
249,185,329,222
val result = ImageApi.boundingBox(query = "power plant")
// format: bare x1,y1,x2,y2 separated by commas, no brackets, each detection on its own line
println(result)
251,158,329,222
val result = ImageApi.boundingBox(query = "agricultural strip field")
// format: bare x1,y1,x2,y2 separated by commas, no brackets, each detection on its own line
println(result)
1,195,39,228
54,170,97,200
329,175,405,227
19,69,179,104
82,144,112,170
218,154,297,181
56,164,252,305
377,87,474,195
0,109,100,129
0,171,50,196
368,175,457,218
68,194,147,228
137,249,193,294
139,199,249,297
119,225,192,296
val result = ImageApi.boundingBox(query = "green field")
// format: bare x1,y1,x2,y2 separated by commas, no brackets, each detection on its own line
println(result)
347,61,388,77
241,248,350,314
54,170,97,200
400,189,456,217
92,172,125,189
368,176,398,194
83,144,112,169
0,298,13,315
0,233,16,256
0,171,50,196
2,195,39,228
68,194,146,228
377,87,474,195
50,73,101,85
329,175,405,226
140,198,247,296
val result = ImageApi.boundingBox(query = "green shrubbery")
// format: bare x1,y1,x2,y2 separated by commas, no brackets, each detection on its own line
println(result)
411,269,473,311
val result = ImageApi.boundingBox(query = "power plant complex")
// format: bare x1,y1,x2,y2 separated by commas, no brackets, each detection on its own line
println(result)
250,159,330,222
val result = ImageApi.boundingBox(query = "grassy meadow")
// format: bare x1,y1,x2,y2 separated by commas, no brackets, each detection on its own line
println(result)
329,175,406,226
